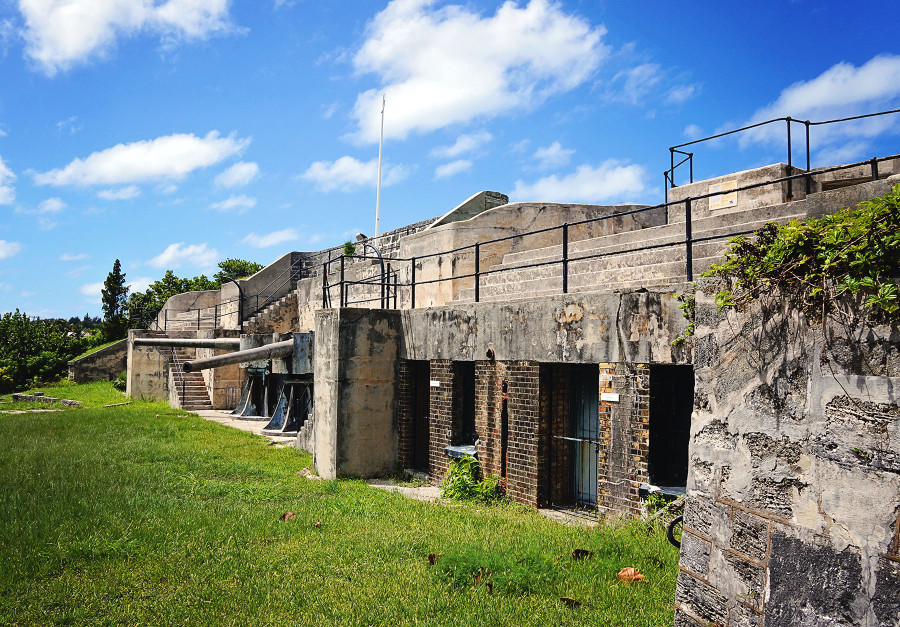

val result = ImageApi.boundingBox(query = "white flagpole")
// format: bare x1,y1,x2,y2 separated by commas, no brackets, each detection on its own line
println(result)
375,93,385,237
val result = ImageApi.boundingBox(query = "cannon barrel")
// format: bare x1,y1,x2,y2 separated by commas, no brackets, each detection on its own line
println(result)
182,339,294,372
133,337,241,349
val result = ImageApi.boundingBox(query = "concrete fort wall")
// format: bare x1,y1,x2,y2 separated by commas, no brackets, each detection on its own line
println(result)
68,339,127,383
312,308,402,479
673,288,900,627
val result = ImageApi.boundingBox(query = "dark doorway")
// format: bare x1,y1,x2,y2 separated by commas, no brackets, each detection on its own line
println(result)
410,360,431,472
455,361,477,445
648,365,694,488
570,364,599,507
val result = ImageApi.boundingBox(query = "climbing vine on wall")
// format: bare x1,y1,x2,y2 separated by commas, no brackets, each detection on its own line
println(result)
704,183,900,322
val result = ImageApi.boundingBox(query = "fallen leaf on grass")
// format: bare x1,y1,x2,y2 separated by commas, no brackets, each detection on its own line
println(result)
427,553,440,566
313,520,322,527
560,597,581,607
280,512,296,521
617,567,645,584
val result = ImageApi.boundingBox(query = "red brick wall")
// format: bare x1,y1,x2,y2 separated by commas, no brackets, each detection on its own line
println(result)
542,364,572,506
397,360,413,469
475,361,504,479
503,361,542,506
428,359,454,479
597,363,650,518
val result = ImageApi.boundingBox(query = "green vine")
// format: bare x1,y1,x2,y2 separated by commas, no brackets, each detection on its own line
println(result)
703,183,900,322
671,286,696,346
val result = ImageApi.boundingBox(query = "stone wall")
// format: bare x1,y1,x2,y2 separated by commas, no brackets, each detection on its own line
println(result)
311,308,402,479
68,339,127,383
673,289,900,626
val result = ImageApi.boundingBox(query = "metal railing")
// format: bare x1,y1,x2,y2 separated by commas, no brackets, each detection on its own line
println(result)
322,153,897,307
665,108,900,203
131,111,899,324
170,346,186,406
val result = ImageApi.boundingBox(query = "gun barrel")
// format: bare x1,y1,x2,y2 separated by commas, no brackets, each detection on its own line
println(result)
182,339,294,372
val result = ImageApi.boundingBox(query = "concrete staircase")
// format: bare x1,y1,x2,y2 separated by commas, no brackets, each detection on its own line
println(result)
145,330,213,410
242,290,298,334
163,309,217,331
451,201,809,304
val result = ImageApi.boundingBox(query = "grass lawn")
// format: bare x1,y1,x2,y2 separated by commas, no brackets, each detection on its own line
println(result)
71,339,125,361
0,380,130,408
0,385,679,626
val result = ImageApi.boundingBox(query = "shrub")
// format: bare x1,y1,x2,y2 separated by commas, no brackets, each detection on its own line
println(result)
441,455,503,503
112,371,127,392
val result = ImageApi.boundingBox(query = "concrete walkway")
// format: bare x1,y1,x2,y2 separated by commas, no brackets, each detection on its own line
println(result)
194,409,296,447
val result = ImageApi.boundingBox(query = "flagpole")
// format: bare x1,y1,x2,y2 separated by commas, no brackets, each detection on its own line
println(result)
375,93,385,237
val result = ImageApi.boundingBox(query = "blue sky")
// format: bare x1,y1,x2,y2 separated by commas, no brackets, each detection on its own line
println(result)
1,0,899,318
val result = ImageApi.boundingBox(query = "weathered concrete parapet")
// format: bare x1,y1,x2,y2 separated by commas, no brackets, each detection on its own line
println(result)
401,288,690,364
68,339,127,383
674,289,900,626
312,308,402,479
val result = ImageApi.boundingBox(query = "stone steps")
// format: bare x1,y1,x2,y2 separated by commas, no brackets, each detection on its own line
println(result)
498,207,807,270
166,343,213,410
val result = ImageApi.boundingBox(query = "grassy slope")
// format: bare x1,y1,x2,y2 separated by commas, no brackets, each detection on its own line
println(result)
71,339,125,361
0,396,678,626
0,380,129,407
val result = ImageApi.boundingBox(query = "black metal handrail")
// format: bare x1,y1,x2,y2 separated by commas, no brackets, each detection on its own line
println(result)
322,152,897,308
665,108,900,202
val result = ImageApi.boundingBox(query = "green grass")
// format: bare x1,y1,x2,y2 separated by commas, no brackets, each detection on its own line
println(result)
0,380,135,408
0,400,679,626
72,338,125,361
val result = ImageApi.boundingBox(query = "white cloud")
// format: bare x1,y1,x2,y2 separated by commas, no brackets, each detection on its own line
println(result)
214,161,259,188
33,131,249,186
667,84,697,105
19,0,235,76
509,139,531,154
60,252,88,261
683,124,703,140
242,228,299,248
430,131,492,159
127,276,154,292
350,0,607,143
0,154,15,205
0,240,23,259
533,141,574,170
321,101,339,120
512,160,647,203
98,185,140,200
147,242,218,269
208,194,256,212
741,55,900,156
55,115,82,135
434,159,471,179
301,156,410,192
610,63,662,104
38,197,66,213
80,281,104,300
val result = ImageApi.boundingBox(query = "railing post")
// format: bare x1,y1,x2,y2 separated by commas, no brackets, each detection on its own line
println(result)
393,272,398,309
786,116,793,200
164,309,168,331
322,262,328,308
385,262,392,309
684,197,694,282
410,257,416,309
689,152,693,183
805,120,812,194
474,243,480,303
562,223,569,294
339,255,345,308
214,304,218,329
197,307,201,330
669,147,675,187
871,157,879,181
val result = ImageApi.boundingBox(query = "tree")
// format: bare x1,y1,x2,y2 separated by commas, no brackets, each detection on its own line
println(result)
101,259,129,340
214,258,264,284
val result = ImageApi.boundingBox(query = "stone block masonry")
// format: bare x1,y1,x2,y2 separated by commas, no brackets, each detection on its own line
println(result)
673,290,900,626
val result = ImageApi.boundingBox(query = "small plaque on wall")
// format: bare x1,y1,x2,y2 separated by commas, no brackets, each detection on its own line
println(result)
709,180,738,210
601,392,620,402
430,380,440,387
